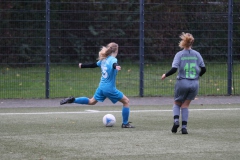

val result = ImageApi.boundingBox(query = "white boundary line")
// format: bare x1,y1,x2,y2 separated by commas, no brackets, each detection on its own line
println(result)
0,108,240,116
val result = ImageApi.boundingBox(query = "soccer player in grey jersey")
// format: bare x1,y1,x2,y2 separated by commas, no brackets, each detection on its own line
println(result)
161,32,206,134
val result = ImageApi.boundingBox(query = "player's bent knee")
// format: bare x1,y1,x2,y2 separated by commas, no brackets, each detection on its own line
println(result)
125,98,130,104
120,96,129,106
181,104,189,108
88,98,97,105
124,96,130,103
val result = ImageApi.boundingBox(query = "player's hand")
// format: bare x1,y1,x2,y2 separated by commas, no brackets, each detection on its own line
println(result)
116,66,121,71
161,74,166,80
79,63,82,68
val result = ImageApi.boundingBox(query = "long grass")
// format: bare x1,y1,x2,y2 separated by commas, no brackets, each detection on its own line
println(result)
1,63,239,98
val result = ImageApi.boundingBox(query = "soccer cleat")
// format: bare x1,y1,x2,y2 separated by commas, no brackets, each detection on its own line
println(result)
60,96,75,105
171,121,179,133
121,122,135,128
181,128,188,134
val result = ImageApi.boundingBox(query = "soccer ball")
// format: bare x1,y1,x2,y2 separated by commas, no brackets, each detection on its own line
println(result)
102,114,116,127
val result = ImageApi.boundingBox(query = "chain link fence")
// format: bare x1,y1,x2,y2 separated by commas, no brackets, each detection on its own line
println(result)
0,0,239,98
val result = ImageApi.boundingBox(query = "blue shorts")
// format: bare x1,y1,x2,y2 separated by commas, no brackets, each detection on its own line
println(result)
93,87,124,104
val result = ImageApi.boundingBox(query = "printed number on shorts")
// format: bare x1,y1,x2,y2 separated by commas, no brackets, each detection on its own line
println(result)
184,63,196,78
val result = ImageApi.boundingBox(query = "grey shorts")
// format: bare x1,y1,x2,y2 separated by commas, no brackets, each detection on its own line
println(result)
174,79,199,103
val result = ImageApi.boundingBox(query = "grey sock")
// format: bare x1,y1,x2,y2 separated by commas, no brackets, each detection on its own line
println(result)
181,108,189,128
173,104,180,122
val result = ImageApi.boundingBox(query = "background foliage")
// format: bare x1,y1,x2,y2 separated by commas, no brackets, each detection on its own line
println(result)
0,0,240,98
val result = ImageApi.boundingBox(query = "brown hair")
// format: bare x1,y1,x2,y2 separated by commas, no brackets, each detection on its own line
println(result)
98,42,118,60
179,32,194,49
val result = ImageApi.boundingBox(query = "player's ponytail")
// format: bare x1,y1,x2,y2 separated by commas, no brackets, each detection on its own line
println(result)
179,32,194,49
98,42,118,60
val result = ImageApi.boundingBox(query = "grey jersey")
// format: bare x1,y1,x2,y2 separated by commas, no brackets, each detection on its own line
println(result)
172,49,205,80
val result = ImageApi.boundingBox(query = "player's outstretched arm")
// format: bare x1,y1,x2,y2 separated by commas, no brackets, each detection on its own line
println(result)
79,62,98,68
161,74,166,80
162,67,177,80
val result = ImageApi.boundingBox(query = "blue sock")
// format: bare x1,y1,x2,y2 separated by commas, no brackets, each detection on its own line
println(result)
122,107,129,125
74,97,89,104
173,104,180,122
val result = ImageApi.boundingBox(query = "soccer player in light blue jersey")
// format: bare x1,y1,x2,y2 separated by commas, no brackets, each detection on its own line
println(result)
60,42,134,128
161,33,206,134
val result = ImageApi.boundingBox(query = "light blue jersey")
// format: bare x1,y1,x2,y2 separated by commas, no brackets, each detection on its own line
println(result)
94,56,123,103
97,56,118,90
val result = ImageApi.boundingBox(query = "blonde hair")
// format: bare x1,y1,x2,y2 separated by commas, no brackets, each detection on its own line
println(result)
98,42,118,60
179,32,194,49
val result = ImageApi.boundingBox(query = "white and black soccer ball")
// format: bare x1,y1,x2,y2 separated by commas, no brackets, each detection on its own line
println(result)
102,114,116,127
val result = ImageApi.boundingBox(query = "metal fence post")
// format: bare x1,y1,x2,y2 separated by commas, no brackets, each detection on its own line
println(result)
45,0,50,98
227,0,233,95
139,0,144,97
